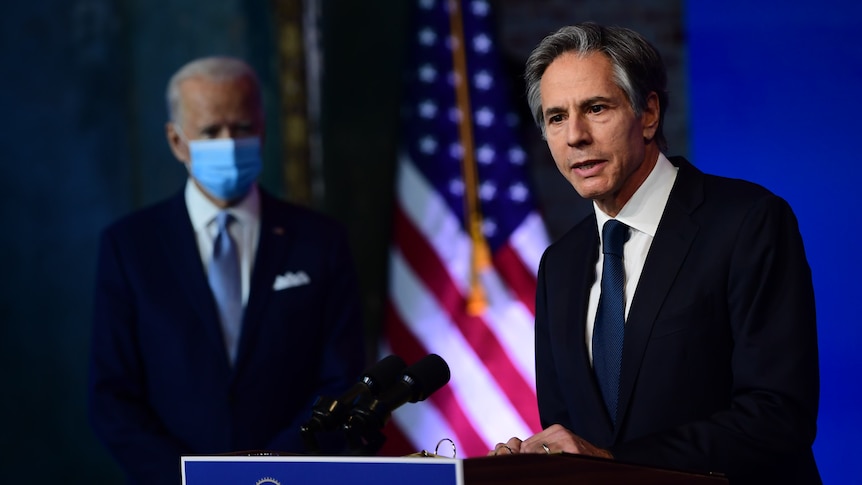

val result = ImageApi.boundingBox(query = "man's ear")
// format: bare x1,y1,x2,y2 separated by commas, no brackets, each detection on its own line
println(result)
642,91,660,142
166,122,190,163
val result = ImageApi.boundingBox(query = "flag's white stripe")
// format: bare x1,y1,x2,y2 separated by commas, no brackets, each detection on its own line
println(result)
475,267,537,388
396,155,471,292
397,154,549,283
389,248,534,446
377,340,460,455
389,397,459,457
509,212,551,276
389,248,533,443
396,155,537,385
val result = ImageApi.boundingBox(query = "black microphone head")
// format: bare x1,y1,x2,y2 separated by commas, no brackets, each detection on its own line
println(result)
403,353,450,403
303,355,407,435
344,354,451,445
362,354,407,394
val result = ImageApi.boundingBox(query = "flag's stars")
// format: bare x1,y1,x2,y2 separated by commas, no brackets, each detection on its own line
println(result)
471,0,490,17
449,107,462,123
479,180,497,200
482,218,498,237
418,27,437,46
418,100,438,119
475,106,495,127
508,182,529,202
449,142,464,160
418,64,437,83
419,135,438,154
474,70,493,90
473,33,492,54
508,146,526,165
448,70,460,87
449,178,465,196
477,144,495,164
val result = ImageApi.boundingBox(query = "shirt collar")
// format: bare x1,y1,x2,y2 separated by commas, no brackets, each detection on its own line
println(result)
185,179,261,231
594,152,678,238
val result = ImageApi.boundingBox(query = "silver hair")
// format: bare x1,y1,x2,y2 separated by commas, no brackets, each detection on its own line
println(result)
524,23,669,151
165,56,261,124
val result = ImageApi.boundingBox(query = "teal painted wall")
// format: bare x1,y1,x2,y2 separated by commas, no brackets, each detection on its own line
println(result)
0,1,280,481
0,1,408,481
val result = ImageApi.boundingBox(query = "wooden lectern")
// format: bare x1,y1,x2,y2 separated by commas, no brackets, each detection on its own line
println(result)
464,453,728,485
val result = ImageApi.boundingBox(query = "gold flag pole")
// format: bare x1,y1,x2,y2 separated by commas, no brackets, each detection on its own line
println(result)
273,0,312,205
448,0,490,315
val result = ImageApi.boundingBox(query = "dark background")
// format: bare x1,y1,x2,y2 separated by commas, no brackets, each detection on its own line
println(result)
0,0,858,482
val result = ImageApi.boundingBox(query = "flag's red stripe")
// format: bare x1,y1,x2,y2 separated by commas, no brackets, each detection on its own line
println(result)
384,302,488,455
382,301,429,369
493,242,537,315
392,205,540,429
429,375,489,457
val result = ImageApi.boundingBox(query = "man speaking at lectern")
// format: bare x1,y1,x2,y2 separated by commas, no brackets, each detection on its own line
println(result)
89,56,365,484
492,23,820,484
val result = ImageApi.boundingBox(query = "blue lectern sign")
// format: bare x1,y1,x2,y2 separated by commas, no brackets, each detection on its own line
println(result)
181,455,463,485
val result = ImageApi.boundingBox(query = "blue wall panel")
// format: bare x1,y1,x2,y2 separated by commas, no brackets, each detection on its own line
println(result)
686,1,862,482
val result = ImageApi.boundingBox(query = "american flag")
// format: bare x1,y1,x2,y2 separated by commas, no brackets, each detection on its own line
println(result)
379,0,550,458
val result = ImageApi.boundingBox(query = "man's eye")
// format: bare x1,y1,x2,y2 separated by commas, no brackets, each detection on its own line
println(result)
548,114,564,124
588,105,605,114
200,128,220,138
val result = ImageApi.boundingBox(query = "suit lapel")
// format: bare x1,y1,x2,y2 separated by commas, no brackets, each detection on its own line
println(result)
577,222,618,441
234,191,294,366
160,192,231,370
555,217,616,443
615,158,704,438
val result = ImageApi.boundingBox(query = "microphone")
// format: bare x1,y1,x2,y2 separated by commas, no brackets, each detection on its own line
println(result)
301,354,406,451
346,354,451,436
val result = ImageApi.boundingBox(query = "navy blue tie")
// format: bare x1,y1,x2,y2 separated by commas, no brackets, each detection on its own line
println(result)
209,211,242,364
593,219,629,424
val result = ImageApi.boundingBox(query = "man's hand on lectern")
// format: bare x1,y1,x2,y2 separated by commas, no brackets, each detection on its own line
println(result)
489,424,613,459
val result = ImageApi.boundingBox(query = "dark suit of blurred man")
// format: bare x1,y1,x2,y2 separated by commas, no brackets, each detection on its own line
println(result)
89,56,365,484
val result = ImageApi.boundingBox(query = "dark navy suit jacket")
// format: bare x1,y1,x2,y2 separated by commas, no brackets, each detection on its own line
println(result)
534,157,820,484
89,188,365,484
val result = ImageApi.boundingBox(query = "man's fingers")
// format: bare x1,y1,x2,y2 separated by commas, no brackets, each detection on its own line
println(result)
490,438,522,455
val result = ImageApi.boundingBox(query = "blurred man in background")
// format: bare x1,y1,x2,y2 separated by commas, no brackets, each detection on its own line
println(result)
89,56,365,484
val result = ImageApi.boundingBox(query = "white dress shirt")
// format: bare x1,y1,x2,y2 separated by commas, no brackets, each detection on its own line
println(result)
185,180,261,306
586,153,679,362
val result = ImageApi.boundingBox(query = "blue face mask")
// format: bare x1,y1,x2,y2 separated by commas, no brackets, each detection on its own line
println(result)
188,137,263,201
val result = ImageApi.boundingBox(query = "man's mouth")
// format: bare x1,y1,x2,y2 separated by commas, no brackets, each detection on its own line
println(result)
572,159,604,171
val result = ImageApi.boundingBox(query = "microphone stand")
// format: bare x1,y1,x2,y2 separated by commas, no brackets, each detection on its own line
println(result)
343,410,387,456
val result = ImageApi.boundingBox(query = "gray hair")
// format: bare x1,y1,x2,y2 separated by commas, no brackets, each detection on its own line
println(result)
524,23,668,151
165,56,261,124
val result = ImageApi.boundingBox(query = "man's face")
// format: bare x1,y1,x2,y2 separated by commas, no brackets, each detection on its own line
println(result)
539,51,659,216
167,75,265,163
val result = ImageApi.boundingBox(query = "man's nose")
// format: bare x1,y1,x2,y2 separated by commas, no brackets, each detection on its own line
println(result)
214,127,233,139
566,115,591,147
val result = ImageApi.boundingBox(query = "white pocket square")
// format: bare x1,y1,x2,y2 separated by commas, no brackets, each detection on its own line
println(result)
273,270,311,291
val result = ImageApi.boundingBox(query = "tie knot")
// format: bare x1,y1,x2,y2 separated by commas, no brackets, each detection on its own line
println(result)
215,211,233,232
602,219,629,257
